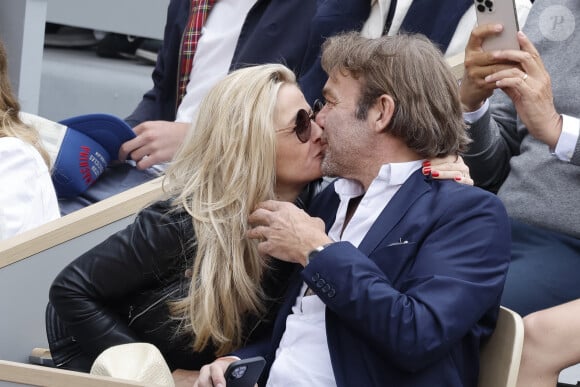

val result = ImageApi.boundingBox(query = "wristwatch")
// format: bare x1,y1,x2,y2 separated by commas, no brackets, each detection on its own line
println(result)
306,243,333,265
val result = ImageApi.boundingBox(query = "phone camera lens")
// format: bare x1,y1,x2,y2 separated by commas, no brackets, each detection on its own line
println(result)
485,0,493,10
230,365,247,379
476,4,486,12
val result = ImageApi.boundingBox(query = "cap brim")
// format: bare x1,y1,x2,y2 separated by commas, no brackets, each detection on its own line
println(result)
59,113,135,160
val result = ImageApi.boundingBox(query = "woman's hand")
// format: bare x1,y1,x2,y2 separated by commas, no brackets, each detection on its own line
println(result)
423,155,473,186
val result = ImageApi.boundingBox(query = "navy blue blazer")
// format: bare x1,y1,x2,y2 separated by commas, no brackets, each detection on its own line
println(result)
125,0,370,127
238,170,511,387
125,0,321,127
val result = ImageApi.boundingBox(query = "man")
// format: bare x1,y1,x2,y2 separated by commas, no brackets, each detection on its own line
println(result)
459,0,580,316
195,32,511,387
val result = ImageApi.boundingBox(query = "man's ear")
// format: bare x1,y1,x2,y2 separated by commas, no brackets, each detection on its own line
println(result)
371,94,395,133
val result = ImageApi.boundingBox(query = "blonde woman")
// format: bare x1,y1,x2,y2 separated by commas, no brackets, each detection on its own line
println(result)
47,63,325,376
0,41,59,240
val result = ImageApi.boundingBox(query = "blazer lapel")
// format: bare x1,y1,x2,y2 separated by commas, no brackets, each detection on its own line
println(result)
309,182,341,233
358,169,431,255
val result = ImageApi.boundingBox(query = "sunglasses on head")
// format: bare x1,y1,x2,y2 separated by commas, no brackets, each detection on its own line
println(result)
276,99,324,143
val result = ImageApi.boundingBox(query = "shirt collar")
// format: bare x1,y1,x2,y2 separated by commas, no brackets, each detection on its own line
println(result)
334,159,424,197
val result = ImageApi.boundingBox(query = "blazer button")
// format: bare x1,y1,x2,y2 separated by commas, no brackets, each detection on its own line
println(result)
312,273,320,282
316,279,326,288
322,284,331,293
327,288,336,298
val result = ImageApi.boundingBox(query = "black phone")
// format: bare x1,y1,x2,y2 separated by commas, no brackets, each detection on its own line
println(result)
223,356,266,387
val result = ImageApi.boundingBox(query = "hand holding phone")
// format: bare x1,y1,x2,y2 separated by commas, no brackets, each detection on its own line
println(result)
223,356,266,387
474,0,520,51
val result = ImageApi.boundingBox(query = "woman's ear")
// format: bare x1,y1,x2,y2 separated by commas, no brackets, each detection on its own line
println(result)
371,94,395,133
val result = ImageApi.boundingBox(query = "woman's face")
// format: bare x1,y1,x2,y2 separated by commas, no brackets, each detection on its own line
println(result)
273,84,324,197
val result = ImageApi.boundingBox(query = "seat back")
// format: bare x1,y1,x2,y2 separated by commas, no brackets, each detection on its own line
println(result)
0,360,147,387
478,306,525,387
0,177,163,365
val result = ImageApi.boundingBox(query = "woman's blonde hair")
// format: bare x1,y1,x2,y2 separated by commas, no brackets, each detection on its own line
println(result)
0,41,50,167
164,63,296,356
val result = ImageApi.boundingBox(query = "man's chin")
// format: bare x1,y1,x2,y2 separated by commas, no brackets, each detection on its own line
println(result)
321,160,338,178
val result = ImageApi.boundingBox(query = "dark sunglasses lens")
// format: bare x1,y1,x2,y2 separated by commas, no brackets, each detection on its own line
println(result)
295,109,311,143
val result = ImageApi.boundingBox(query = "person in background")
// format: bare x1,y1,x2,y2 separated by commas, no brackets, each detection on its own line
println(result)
0,40,59,240
121,0,369,170
516,299,580,387
195,32,511,387
459,0,580,316
58,0,368,213
124,0,533,171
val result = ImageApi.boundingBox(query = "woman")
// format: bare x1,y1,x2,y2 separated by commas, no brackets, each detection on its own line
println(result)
47,63,324,374
47,63,470,379
0,41,59,240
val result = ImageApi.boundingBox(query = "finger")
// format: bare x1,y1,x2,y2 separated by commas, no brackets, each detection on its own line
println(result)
431,169,469,181
467,23,504,51
136,155,158,170
248,208,273,226
453,175,474,186
118,136,144,161
517,31,542,64
246,225,269,241
427,155,457,167
495,75,530,91
485,67,528,84
131,122,147,136
255,200,283,211
195,366,210,387
210,364,226,387
492,42,543,76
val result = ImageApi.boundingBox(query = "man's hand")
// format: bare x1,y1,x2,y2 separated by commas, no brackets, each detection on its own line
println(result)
194,358,236,387
484,32,562,148
119,121,190,169
423,155,473,186
459,24,520,112
247,201,331,266
172,369,200,387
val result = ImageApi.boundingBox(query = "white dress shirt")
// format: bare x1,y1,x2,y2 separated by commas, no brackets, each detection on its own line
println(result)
0,137,60,240
175,0,257,123
361,0,532,57
266,161,423,386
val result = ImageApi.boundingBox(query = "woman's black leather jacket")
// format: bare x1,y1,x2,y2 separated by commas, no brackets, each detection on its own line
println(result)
48,199,299,371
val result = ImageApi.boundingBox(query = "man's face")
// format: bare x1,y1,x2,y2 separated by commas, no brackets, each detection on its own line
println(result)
316,71,371,179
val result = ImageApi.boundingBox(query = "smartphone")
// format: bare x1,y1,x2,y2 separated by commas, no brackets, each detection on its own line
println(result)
224,356,266,387
474,0,520,51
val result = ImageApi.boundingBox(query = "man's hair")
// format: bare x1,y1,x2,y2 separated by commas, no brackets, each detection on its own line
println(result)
164,63,296,356
0,40,51,167
321,31,470,158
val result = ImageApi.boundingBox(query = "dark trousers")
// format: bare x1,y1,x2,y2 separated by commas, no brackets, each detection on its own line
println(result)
501,219,580,316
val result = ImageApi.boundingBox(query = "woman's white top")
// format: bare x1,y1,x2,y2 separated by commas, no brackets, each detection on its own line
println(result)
0,137,60,241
